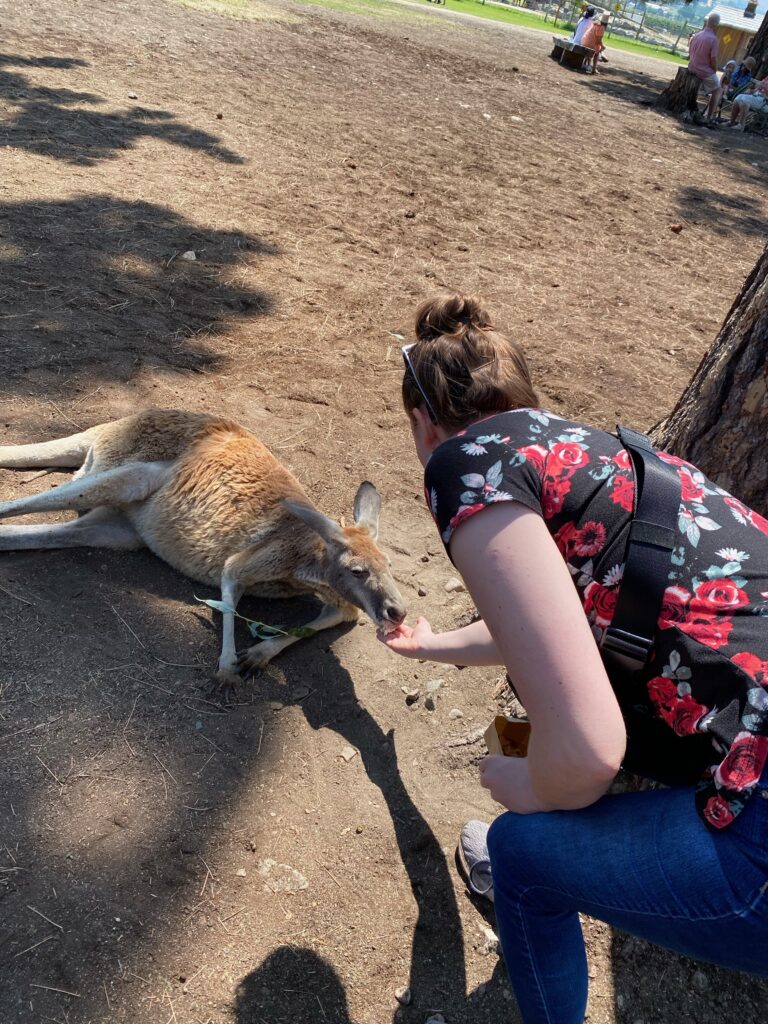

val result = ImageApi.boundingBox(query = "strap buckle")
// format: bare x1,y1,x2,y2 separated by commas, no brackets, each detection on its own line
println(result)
601,626,654,671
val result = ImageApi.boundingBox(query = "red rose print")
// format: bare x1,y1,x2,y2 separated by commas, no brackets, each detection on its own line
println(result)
542,478,573,520
659,585,691,628
657,453,690,469
657,693,708,736
679,468,703,503
553,521,579,557
678,613,733,651
583,581,618,629
517,444,548,475
573,521,606,557
704,794,735,829
647,675,678,706
724,495,750,521
731,652,768,686
613,449,631,471
448,503,485,531
550,441,589,469
715,732,768,791
609,474,634,512
693,578,749,613
751,509,768,536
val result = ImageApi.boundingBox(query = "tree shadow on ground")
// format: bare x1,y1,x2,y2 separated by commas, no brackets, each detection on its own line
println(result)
676,184,768,237
610,928,768,1022
0,194,276,399
0,52,243,166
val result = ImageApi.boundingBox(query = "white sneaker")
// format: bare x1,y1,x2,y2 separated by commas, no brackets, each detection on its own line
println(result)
457,820,494,902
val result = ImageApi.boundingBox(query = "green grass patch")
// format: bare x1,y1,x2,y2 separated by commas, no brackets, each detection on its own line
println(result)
292,0,687,63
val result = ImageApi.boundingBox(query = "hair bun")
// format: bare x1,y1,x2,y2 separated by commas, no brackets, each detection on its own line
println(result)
415,291,491,342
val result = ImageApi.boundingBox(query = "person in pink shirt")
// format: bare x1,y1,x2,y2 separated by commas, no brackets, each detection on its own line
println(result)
688,13,722,122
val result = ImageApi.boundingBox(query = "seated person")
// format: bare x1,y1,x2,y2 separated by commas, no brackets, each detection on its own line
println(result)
726,55,757,100
572,5,596,45
728,74,768,130
582,12,609,74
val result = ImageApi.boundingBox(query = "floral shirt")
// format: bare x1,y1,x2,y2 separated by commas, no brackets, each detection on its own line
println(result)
424,409,768,830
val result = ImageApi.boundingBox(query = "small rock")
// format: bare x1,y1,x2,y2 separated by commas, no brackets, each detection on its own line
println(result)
236,867,247,877
268,700,284,711
340,745,358,763
355,824,364,834
417,586,428,597
180,249,197,261
444,578,465,594
449,708,464,720
482,112,492,119
424,696,436,711
426,678,444,695
478,924,499,956
425,1016,445,1024
291,685,310,701
216,112,223,119
509,115,524,123
691,970,709,994
127,91,138,99
616,993,626,1010
420,554,429,562
395,986,412,1006
669,224,683,234
257,858,308,892
402,687,420,706
195,719,204,730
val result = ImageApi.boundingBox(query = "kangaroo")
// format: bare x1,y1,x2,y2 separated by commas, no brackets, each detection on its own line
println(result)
0,410,407,690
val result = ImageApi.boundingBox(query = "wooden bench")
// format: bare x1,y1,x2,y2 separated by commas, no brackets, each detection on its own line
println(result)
550,36,594,71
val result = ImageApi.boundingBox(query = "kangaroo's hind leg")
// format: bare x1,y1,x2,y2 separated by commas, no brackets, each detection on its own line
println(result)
0,507,144,551
0,429,93,470
0,461,170,520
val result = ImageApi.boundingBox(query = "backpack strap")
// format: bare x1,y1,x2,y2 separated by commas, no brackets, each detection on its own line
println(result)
600,425,681,673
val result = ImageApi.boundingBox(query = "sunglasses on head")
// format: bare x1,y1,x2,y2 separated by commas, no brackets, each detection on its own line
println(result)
401,343,438,424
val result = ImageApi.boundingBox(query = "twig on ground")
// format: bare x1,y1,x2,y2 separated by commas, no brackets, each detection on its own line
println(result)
14,933,59,958
110,605,203,669
29,983,80,998
0,582,36,607
27,905,64,932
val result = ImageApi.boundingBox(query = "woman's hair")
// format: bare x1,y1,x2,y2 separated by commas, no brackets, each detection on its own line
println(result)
402,291,538,432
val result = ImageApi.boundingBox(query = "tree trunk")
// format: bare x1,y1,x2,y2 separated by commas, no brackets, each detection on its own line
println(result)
746,14,768,76
652,243,768,516
656,66,701,116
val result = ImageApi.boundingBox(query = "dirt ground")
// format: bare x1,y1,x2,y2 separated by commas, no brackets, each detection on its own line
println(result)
1,0,767,1021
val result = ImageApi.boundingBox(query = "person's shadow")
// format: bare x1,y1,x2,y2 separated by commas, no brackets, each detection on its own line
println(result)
235,946,353,1023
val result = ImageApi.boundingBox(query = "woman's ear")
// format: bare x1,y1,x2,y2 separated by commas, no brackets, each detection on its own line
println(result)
410,407,445,466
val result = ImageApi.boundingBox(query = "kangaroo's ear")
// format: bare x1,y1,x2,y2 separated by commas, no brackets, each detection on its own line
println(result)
283,500,345,546
353,481,381,540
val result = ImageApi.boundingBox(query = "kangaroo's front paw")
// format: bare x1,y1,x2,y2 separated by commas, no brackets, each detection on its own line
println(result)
236,640,280,679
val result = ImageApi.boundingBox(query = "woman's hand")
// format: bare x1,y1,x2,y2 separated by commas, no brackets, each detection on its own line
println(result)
479,755,549,815
378,616,436,659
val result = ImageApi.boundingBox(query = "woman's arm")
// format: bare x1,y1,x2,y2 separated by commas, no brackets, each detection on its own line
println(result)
380,616,503,666
450,501,627,812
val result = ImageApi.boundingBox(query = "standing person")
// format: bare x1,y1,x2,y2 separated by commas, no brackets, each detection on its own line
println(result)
383,290,768,1024
572,5,596,45
687,12,723,122
581,12,609,73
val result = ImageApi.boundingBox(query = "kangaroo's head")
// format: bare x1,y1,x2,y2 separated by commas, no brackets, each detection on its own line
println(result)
284,482,407,633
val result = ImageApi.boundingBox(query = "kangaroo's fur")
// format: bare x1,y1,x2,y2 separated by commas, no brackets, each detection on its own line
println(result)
0,410,407,689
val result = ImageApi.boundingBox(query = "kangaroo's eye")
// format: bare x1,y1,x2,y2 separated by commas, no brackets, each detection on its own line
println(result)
350,565,369,578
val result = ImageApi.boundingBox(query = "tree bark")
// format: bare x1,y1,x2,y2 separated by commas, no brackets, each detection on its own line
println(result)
652,243,768,516
746,14,768,76
656,66,701,116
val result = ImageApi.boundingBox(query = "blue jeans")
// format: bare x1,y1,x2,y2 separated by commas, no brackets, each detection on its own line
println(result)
487,772,768,1024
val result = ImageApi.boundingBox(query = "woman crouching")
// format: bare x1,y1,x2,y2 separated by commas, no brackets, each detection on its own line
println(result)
382,290,768,1024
